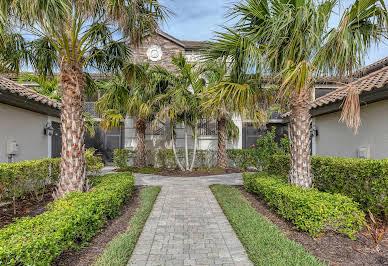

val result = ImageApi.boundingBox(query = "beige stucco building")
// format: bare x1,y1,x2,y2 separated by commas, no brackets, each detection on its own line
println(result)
307,58,388,159
0,78,61,163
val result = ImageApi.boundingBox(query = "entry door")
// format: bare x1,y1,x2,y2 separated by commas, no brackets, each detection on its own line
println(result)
51,122,62,158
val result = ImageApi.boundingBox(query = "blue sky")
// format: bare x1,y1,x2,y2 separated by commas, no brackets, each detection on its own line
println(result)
160,0,388,66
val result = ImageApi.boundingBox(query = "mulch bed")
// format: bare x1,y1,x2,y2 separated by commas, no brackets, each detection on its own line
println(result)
237,186,388,265
51,187,142,266
0,187,55,229
157,168,243,177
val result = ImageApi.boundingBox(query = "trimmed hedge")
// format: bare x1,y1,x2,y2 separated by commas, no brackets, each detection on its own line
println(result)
243,172,364,238
0,149,103,202
0,173,135,265
95,186,161,265
267,155,388,218
0,158,61,202
113,148,251,169
211,185,322,265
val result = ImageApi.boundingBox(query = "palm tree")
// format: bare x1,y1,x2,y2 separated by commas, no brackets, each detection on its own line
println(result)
0,24,27,74
96,63,166,168
201,60,271,168
155,53,205,171
18,73,61,101
1,0,170,198
210,0,387,187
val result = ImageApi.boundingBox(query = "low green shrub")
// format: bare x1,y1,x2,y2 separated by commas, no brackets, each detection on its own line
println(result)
95,186,161,265
85,148,104,176
211,185,322,266
267,155,388,218
227,149,251,169
248,127,290,170
0,158,60,202
114,148,260,170
0,149,103,203
0,173,135,265
243,172,364,238
155,149,177,168
113,149,136,168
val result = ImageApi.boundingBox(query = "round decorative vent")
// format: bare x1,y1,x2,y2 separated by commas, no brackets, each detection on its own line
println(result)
147,45,163,62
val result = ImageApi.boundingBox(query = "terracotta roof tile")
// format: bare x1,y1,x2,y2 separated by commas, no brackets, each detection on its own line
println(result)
282,65,388,117
182,40,206,49
0,76,61,109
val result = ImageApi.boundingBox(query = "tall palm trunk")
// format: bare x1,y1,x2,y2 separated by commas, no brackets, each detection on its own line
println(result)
135,118,147,168
217,116,227,168
170,122,185,171
184,114,189,170
289,99,312,188
189,122,198,171
54,61,87,199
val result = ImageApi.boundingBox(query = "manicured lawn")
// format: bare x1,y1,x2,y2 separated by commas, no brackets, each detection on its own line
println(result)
94,186,160,266
210,185,323,266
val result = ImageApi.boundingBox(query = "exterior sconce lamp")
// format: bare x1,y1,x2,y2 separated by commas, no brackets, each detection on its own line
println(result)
44,122,54,136
310,125,319,137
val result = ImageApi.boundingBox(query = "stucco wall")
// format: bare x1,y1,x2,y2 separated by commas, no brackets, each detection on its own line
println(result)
0,103,52,163
314,99,388,159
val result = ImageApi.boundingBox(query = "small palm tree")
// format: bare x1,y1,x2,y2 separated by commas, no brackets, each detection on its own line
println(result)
96,63,166,168
201,60,271,168
0,24,27,74
18,73,61,101
1,0,170,198
210,0,387,187
155,53,206,171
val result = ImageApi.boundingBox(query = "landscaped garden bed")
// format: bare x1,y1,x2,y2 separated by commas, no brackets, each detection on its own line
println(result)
211,184,388,265
95,186,160,265
0,149,104,230
116,165,243,177
51,186,143,265
238,185,388,265
0,185,55,229
0,173,135,265
211,184,322,265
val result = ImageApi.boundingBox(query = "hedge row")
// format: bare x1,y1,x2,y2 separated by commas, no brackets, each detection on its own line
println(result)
0,173,135,265
243,172,364,238
113,148,251,169
0,149,104,202
211,185,322,265
267,155,388,218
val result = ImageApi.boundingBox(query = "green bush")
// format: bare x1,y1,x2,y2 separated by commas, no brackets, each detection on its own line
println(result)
0,158,61,202
0,149,103,203
85,148,104,176
211,185,322,266
114,148,257,169
155,149,177,168
227,149,251,169
95,186,161,265
248,127,290,170
243,172,364,238
0,173,135,265
267,155,388,218
113,149,136,168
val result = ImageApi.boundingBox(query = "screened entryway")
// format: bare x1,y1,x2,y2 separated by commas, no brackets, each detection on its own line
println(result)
85,125,125,164
242,122,288,149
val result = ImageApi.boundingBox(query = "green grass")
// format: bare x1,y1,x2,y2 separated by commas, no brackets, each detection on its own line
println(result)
94,186,161,266
210,185,323,266
116,166,161,174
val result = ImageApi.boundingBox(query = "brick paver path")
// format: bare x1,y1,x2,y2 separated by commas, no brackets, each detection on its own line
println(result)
128,173,252,266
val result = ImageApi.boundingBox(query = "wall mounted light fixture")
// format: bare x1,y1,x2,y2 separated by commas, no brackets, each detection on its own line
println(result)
44,122,54,136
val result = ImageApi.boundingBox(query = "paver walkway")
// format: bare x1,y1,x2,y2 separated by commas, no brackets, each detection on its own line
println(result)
128,173,252,266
